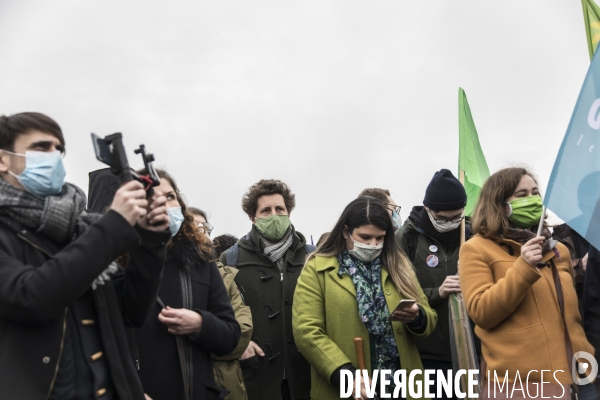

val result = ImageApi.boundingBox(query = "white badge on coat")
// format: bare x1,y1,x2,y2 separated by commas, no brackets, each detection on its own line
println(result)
429,245,438,253
426,254,439,268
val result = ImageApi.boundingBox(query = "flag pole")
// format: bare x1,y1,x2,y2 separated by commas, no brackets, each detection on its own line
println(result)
459,170,466,245
536,206,547,237
452,169,481,398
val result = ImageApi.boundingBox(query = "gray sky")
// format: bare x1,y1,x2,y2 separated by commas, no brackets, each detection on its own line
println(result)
0,0,590,239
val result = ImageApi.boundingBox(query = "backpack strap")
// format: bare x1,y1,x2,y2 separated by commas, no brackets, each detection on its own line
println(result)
406,230,419,262
225,243,240,267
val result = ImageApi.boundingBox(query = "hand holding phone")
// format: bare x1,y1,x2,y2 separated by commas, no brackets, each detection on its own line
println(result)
388,299,419,322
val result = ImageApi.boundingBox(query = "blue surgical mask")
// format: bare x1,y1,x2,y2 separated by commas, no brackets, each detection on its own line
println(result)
391,210,402,231
167,206,185,237
6,150,66,197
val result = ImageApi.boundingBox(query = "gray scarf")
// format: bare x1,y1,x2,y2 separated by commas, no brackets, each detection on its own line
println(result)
260,228,294,272
0,178,100,243
0,178,117,289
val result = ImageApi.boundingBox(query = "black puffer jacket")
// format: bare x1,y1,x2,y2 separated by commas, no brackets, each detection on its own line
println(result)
131,239,241,400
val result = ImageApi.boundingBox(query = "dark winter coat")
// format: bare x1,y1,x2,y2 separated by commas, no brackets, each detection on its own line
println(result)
395,206,478,362
219,225,311,400
583,245,600,390
131,239,241,400
553,223,590,316
0,210,169,400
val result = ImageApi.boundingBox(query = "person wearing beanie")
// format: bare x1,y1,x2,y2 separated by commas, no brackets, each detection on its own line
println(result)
395,168,477,400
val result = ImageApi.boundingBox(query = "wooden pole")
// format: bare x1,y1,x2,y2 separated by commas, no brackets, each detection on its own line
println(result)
354,337,366,371
459,170,466,246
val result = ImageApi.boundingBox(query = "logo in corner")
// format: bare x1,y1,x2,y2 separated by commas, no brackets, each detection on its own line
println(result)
572,351,598,385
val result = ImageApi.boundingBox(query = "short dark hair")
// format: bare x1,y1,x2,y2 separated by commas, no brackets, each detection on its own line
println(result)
241,179,296,218
358,188,391,205
0,112,65,151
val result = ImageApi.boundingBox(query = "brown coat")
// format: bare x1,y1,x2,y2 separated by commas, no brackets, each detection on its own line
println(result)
459,235,594,384
212,264,253,400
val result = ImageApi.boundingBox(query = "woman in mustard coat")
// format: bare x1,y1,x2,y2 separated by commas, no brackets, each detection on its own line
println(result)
460,167,594,399
292,197,437,400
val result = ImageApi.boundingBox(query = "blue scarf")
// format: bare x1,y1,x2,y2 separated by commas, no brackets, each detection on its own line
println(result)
337,251,399,371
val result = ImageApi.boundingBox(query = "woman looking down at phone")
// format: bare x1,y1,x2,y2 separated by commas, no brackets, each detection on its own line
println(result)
292,197,437,400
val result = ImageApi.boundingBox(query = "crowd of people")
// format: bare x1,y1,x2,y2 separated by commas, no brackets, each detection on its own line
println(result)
0,111,598,400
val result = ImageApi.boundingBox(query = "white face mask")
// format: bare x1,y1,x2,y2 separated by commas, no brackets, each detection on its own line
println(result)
347,232,383,262
427,210,462,233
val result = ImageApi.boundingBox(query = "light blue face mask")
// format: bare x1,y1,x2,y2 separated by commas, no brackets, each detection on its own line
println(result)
6,150,66,197
167,206,185,237
391,210,402,231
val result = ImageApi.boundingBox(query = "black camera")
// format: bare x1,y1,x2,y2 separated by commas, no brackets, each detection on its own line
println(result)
91,132,160,196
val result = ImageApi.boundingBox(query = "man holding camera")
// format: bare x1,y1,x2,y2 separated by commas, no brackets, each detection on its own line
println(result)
0,112,171,399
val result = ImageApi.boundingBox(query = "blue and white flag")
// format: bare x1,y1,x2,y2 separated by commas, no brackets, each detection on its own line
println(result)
546,51,600,250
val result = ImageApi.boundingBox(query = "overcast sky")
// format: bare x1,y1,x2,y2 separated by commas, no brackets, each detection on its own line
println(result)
0,1,591,239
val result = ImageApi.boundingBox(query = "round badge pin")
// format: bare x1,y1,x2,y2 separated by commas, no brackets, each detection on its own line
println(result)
426,255,439,268
429,245,438,253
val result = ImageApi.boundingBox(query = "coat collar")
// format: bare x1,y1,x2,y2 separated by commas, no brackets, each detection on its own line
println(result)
494,236,561,263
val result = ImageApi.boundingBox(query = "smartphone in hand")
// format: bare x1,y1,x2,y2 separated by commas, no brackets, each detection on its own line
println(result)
388,299,416,321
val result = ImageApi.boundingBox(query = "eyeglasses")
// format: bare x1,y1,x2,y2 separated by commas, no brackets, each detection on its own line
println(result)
387,204,401,215
197,222,214,235
430,214,464,224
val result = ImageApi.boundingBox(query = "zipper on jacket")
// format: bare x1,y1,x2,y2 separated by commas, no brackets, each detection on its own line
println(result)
45,308,68,400
132,330,140,370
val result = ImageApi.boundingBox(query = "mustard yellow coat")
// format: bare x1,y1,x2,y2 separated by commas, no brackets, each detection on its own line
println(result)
292,255,437,400
460,236,594,384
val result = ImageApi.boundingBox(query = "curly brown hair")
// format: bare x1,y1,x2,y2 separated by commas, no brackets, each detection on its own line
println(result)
142,168,216,261
241,179,296,218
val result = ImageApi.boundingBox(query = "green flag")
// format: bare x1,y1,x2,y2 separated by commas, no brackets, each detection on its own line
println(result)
582,0,600,60
458,87,490,216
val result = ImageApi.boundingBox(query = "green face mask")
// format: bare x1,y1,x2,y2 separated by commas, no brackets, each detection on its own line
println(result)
506,196,543,228
255,215,291,241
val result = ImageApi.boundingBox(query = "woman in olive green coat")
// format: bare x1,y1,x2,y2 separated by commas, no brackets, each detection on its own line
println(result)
293,197,437,400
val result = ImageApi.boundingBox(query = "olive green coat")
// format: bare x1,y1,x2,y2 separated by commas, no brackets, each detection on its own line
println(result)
212,264,253,400
292,255,437,400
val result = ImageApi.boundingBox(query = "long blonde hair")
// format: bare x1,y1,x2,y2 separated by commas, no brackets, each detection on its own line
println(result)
309,197,421,301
